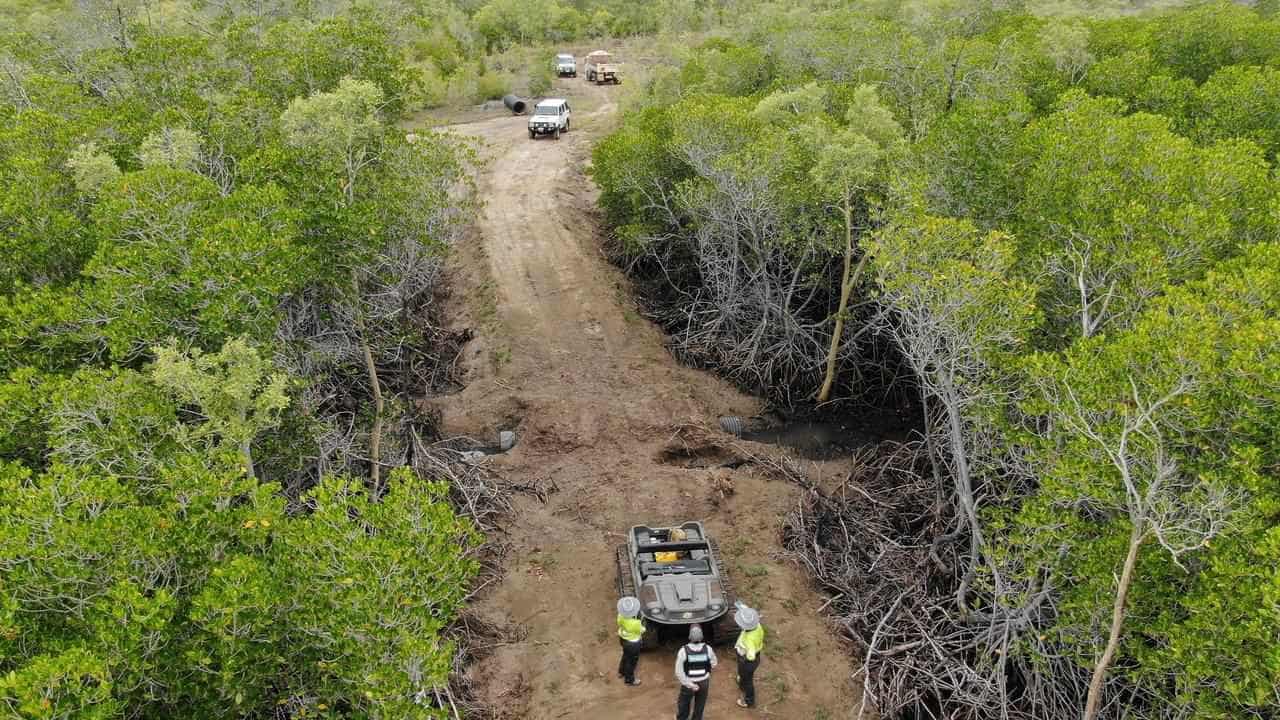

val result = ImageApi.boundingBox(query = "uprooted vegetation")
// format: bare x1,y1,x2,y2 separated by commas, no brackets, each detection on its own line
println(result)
595,2,1280,719
783,444,1081,720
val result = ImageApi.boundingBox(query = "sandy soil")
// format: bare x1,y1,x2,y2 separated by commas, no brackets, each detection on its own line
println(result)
433,77,863,720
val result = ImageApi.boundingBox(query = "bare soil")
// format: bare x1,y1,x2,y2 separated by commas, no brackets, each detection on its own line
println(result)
432,77,864,720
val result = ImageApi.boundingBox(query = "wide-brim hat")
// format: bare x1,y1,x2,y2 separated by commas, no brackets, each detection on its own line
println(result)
617,596,640,617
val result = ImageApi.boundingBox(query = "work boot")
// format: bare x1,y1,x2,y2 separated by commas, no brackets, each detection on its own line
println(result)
625,678,642,687
737,698,750,707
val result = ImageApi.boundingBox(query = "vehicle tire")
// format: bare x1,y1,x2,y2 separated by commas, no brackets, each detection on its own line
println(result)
710,613,740,647
553,128,560,140
529,130,536,140
588,71,595,82
564,119,570,132
642,623,660,650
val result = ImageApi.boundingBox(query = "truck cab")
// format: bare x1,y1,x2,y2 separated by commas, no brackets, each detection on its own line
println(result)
555,53,576,77
528,98,570,139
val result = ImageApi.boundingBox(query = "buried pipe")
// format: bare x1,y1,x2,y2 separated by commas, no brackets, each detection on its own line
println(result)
719,416,745,437
503,94,527,114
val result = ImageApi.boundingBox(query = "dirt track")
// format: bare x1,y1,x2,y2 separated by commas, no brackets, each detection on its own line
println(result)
435,79,863,720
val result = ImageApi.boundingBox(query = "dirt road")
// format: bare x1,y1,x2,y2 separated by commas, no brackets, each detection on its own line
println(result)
436,80,862,720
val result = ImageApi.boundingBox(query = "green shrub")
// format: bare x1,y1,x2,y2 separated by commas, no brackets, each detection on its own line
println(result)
415,64,449,109
528,67,554,97
445,70,478,105
475,71,513,102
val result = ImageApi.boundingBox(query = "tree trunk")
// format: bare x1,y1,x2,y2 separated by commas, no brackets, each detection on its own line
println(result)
352,269,384,490
1082,521,1145,720
1077,269,1094,339
937,372,988,612
817,198,866,403
240,438,256,481
943,39,969,114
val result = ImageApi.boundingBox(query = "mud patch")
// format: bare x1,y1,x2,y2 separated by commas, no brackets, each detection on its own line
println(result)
720,406,915,460
656,443,737,468
435,392,529,448
522,422,590,455
656,423,745,468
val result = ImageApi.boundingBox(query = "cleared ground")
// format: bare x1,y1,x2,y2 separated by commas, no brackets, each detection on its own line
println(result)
434,76,864,720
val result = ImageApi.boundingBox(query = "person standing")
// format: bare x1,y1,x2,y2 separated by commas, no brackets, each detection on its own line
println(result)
733,602,765,708
674,624,717,720
616,596,645,686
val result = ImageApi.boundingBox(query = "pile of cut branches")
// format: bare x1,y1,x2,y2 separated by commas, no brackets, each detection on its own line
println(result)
782,442,1147,720
433,612,528,720
412,438,559,720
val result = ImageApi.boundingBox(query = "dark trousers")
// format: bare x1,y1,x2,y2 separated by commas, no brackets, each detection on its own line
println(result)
617,638,641,683
737,653,761,706
676,679,710,720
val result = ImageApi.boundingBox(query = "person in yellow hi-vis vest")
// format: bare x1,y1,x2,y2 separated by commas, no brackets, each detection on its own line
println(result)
733,601,765,708
616,596,645,686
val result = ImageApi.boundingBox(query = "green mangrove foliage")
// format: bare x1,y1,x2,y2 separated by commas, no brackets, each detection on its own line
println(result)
594,3,1280,718
0,1,487,717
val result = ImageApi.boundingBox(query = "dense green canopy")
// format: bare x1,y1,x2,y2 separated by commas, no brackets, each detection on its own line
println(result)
593,2,1280,718
0,2,484,717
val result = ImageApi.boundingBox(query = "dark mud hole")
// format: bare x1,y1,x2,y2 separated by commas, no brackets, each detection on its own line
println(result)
732,406,913,460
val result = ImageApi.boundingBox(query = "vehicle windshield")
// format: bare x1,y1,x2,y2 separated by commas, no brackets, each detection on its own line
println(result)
557,55,573,61
535,105,560,115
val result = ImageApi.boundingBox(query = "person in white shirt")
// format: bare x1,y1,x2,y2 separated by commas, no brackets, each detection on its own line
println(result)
674,624,717,720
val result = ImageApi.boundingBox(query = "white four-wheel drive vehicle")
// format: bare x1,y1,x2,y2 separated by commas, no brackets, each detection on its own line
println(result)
555,53,576,77
528,98,571,139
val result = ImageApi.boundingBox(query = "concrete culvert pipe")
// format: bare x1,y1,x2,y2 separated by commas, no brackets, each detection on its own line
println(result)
503,94,527,114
